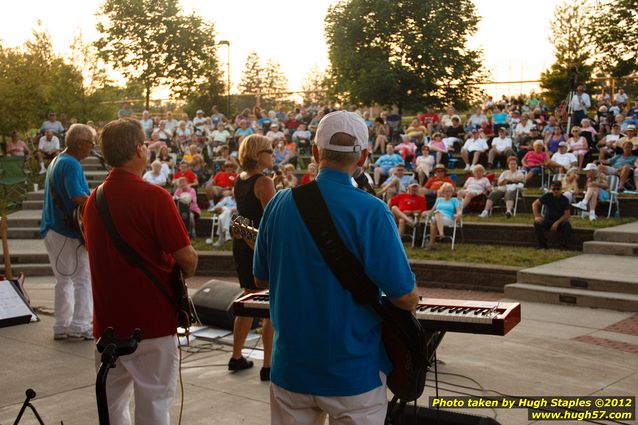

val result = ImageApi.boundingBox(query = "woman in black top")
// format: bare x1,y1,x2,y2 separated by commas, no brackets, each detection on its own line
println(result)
231,134,276,381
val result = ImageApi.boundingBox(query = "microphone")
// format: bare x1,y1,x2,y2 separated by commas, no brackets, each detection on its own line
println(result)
353,167,376,196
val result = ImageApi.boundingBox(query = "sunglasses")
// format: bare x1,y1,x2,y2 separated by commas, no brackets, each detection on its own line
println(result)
259,149,274,155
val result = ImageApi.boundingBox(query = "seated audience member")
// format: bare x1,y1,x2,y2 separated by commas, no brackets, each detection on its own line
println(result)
542,116,558,142
153,120,173,145
491,106,510,133
301,162,318,185
571,163,609,221
616,124,638,156
598,124,622,161
598,141,637,191
423,164,456,207
373,144,404,186
561,167,580,203
428,132,448,165
210,189,238,247
443,116,465,152
548,142,577,173
516,127,541,161
396,135,417,163
546,125,566,154
292,123,312,154
488,127,514,168
6,131,31,157
175,120,192,149
424,182,462,251
266,123,286,144
234,119,255,150
173,161,198,187
282,163,298,188
479,156,524,218
405,118,428,145
513,114,534,146
440,106,457,128
415,144,435,184
206,161,238,208
173,177,200,235
461,129,489,170
190,154,206,185
388,182,427,237
479,120,494,138
155,145,174,175
580,118,598,142
377,163,416,200
522,140,550,185
419,107,440,134
143,160,168,186
466,107,487,131
567,126,589,169
372,117,390,154
211,122,232,149
274,141,293,167
458,164,492,212
182,143,201,163
532,180,572,249
37,129,61,174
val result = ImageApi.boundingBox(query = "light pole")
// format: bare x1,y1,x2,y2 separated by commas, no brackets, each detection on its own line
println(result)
218,40,231,115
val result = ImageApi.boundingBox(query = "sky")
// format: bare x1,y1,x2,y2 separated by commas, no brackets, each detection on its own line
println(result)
0,0,559,100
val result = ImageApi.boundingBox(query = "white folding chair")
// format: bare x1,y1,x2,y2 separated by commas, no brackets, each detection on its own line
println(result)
205,213,221,244
601,174,620,218
421,211,463,250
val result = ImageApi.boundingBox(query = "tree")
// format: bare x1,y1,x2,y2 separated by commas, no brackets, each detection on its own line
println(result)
324,0,486,112
95,0,222,109
540,0,595,107
261,59,289,100
238,51,264,95
301,65,327,105
589,0,637,78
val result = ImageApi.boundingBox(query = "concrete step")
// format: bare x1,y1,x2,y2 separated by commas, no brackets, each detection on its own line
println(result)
0,263,53,277
26,190,44,201
504,283,638,312
7,227,40,239
594,223,638,244
7,210,41,228
515,255,638,295
22,200,43,210
0,252,49,264
81,163,106,171
80,157,101,165
583,241,638,256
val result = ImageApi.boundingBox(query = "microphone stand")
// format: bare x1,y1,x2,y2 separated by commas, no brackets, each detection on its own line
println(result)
353,167,376,196
13,389,45,425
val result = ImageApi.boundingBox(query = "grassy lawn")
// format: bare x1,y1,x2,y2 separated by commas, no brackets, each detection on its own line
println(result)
191,237,578,269
462,212,637,229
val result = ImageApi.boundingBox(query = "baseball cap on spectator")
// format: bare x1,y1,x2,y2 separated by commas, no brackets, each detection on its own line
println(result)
196,109,204,114
471,128,478,133
395,163,405,168
558,141,568,148
627,124,636,131
451,115,461,121
408,182,419,187
583,163,598,171
224,161,236,168
315,110,368,152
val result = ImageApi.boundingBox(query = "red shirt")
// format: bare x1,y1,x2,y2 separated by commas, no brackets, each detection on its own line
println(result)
424,176,456,191
173,170,197,185
419,112,440,126
301,173,315,185
389,193,426,212
212,171,237,188
83,169,191,339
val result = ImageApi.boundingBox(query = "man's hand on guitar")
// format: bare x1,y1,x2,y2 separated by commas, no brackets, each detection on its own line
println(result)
231,216,258,250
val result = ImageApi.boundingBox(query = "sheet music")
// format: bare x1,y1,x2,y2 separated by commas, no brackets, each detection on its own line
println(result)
0,280,37,322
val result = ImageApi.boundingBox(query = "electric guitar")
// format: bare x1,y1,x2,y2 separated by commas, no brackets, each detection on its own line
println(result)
229,215,428,402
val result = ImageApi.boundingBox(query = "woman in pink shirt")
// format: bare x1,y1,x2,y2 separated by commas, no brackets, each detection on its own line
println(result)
567,126,589,169
173,177,201,237
428,132,448,164
522,140,550,185
5,131,31,157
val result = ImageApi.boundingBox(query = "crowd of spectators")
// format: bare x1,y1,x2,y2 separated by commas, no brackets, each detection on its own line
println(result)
3,86,637,244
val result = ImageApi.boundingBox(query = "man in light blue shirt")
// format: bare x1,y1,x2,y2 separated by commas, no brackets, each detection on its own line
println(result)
373,144,404,186
254,111,418,424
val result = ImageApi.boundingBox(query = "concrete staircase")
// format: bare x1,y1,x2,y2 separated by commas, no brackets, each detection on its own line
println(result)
505,222,638,312
0,157,107,277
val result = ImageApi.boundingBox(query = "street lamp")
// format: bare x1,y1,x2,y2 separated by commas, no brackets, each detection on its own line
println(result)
218,40,231,115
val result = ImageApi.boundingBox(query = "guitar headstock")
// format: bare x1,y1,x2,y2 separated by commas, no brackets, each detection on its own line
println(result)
231,215,258,242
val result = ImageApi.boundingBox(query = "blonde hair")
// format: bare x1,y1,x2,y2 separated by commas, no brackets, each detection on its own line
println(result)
533,139,544,149
283,163,295,172
471,164,485,174
438,182,455,196
238,134,272,170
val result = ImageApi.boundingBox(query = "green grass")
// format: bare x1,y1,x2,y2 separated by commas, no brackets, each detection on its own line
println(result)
190,237,578,268
462,212,637,229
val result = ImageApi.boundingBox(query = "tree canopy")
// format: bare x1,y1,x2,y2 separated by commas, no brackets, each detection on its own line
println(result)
324,0,487,112
539,0,595,107
95,0,223,109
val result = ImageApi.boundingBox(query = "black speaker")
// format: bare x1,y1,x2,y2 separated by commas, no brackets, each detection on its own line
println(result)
192,280,244,330
387,406,501,425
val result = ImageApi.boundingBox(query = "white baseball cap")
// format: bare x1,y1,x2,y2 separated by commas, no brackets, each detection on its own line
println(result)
315,111,368,153
583,163,598,171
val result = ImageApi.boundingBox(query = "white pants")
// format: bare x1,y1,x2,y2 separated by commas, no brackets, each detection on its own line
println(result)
270,373,388,425
217,206,233,236
44,229,92,334
94,335,178,425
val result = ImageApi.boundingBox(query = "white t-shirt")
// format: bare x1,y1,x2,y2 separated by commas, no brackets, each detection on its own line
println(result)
551,152,577,169
491,137,513,152
164,119,179,133
514,121,534,137
465,177,491,194
38,136,60,153
463,137,488,152
143,171,167,186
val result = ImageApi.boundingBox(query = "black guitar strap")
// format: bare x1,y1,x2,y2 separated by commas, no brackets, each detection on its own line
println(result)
291,181,379,306
95,185,181,315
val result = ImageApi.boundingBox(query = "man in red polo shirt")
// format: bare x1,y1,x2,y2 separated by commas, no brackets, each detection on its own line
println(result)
173,160,198,186
83,118,198,425
205,160,238,209
388,182,427,236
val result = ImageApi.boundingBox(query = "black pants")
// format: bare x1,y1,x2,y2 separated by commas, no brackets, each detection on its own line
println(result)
534,219,572,249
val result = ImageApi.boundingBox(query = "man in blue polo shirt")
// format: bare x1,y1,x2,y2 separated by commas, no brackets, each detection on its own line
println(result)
254,111,418,424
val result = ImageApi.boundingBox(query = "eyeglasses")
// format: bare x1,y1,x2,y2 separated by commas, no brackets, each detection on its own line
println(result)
79,139,95,146
551,187,561,191
259,149,274,155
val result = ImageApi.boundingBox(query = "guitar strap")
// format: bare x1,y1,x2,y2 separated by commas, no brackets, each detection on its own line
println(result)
95,185,182,315
46,155,82,240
